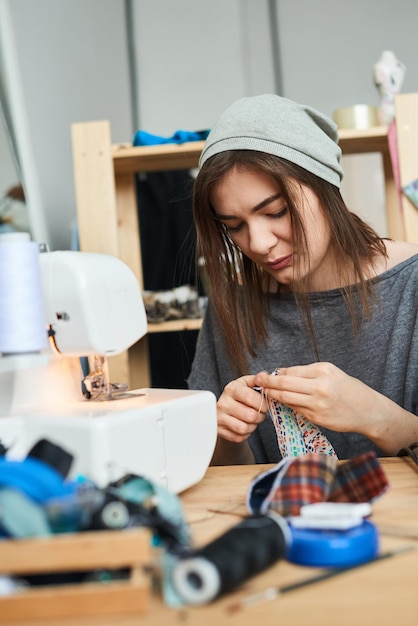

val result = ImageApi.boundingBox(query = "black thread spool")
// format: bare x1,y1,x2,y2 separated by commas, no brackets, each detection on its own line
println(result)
171,513,290,605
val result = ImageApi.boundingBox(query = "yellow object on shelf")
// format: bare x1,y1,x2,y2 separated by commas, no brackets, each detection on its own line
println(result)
333,104,379,130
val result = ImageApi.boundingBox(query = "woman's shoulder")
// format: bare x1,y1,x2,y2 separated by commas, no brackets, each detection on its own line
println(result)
383,239,418,270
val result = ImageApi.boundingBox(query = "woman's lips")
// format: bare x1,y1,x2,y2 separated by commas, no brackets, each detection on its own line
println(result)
266,254,292,270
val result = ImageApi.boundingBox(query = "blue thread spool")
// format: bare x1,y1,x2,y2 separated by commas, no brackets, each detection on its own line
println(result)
171,513,290,605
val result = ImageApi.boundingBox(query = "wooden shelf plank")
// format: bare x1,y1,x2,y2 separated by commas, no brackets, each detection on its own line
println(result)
112,141,204,174
111,128,390,176
338,126,388,155
147,318,202,333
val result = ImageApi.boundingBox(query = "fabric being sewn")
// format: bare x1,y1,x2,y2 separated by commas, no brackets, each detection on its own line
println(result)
267,399,336,458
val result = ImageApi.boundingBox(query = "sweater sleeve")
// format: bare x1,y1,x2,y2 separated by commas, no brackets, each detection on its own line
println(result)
187,303,225,398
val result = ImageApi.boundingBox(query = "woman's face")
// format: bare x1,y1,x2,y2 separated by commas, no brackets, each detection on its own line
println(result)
210,166,336,291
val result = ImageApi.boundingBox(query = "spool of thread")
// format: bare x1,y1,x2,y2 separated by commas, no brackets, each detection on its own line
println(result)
0,232,47,354
171,513,290,605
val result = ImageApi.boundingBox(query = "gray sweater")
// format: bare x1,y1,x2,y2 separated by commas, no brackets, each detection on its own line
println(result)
188,255,418,461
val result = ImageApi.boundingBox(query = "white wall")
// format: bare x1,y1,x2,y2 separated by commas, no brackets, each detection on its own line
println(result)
275,0,418,236
2,0,277,250
1,0,418,248
2,0,132,249
276,0,418,116
132,0,275,134
0,109,18,196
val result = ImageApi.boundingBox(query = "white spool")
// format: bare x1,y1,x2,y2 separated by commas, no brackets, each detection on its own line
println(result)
171,556,221,605
0,233,47,354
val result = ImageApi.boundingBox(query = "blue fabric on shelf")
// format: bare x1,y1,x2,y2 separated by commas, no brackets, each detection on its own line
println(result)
133,129,209,147
0,457,76,505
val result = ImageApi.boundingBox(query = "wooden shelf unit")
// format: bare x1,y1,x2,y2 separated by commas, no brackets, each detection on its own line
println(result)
71,93,418,390
339,125,403,240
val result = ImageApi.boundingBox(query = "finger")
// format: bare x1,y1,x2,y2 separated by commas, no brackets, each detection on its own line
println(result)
217,396,266,442
218,400,267,428
283,362,336,378
267,385,336,422
224,382,269,417
218,420,258,443
254,371,314,396
254,364,322,382
217,406,260,440
269,390,315,413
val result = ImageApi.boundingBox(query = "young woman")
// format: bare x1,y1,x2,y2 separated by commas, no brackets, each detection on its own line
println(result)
187,94,418,465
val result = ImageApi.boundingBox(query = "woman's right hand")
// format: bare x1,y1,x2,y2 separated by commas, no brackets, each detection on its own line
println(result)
217,375,269,442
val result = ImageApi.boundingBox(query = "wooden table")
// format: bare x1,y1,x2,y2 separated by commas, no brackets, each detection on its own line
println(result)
4,458,418,626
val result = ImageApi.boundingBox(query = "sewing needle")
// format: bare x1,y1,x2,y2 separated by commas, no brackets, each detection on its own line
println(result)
227,544,415,613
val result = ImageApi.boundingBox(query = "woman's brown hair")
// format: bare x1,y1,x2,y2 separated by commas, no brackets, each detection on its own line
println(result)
193,150,387,376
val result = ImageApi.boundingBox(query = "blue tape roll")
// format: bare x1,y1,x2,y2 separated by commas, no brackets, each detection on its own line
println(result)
287,520,379,567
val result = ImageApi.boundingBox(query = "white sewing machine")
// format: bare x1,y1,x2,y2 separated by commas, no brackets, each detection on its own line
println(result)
0,247,217,493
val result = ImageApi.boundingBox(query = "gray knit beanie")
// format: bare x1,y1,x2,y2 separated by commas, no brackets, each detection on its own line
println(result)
199,94,343,187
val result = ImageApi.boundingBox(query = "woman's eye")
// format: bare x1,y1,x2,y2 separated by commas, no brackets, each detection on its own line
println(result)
220,206,288,233
225,223,243,233
271,206,288,219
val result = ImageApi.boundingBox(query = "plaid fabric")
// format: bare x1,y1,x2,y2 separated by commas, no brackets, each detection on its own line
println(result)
331,451,389,503
247,451,389,517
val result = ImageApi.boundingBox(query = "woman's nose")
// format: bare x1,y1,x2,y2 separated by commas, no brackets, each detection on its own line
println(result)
248,224,277,255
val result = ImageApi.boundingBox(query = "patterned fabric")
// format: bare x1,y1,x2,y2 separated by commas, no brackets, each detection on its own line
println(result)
247,451,389,517
268,400,337,457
